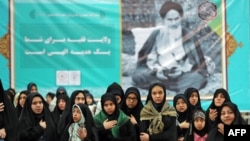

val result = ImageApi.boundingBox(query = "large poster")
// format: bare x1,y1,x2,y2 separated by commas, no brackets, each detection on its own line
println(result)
122,0,226,98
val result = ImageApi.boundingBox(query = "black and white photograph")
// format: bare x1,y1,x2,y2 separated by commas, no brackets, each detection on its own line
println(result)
121,0,225,98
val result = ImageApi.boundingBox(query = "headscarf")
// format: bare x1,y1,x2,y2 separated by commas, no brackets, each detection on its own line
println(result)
184,87,202,112
16,90,29,118
120,86,144,122
94,93,129,137
106,82,124,101
141,82,177,135
27,82,37,93
68,104,86,141
173,93,191,123
217,102,247,125
0,79,18,141
19,93,56,141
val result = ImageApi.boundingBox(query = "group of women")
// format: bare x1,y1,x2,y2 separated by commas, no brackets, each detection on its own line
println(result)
0,80,248,141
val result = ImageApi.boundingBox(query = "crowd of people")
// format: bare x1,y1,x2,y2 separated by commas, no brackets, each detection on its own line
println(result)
0,79,248,141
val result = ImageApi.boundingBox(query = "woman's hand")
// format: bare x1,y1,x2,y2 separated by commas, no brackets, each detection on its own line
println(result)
103,119,117,129
0,128,6,139
77,127,87,140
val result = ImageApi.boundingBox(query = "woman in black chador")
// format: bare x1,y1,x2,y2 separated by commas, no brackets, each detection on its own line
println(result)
18,93,57,141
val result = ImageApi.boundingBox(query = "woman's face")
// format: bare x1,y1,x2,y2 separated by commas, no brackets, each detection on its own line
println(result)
189,92,199,106
58,99,67,111
163,9,181,30
126,93,138,109
151,85,165,104
103,100,116,115
19,93,27,108
175,98,187,112
31,96,44,114
220,106,235,125
214,93,225,107
75,93,85,104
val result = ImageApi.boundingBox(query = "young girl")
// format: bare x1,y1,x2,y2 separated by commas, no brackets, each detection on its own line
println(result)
140,82,177,141
173,94,191,141
68,103,97,141
184,109,209,141
94,92,136,141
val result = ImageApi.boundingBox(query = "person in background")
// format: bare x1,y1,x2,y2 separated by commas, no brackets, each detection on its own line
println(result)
51,94,69,128
120,86,144,141
84,90,97,116
94,92,136,141
132,1,210,93
184,109,209,141
205,88,231,131
16,90,29,118
95,82,124,115
173,94,191,141
27,82,38,93
206,102,247,141
57,90,87,141
46,92,56,112
184,87,202,114
140,82,177,141
68,103,98,141
0,79,18,141
18,93,57,141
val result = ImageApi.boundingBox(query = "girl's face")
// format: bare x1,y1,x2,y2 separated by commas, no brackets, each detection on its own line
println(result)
175,98,187,112
72,107,81,123
194,117,206,131
58,99,67,111
126,93,138,109
214,93,225,107
103,100,116,115
46,96,53,104
86,96,93,105
19,93,27,108
31,96,44,114
75,93,85,104
151,85,165,104
30,85,38,93
220,106,235,125
189,92,199,106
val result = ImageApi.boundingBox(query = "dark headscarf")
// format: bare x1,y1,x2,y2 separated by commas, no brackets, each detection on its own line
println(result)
16,90,29,118
27,82,37,92
146,82,167,112
106,82,124,101
217,102,247,125
207,88,231,110
120,87,144,122
57,90,86,140
0,79,18,141
101,92,120,120
19,93,56,141
184,87,202,112
56,86,68,98
52,94,69,125
173,94,191,123
83,89,96,105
